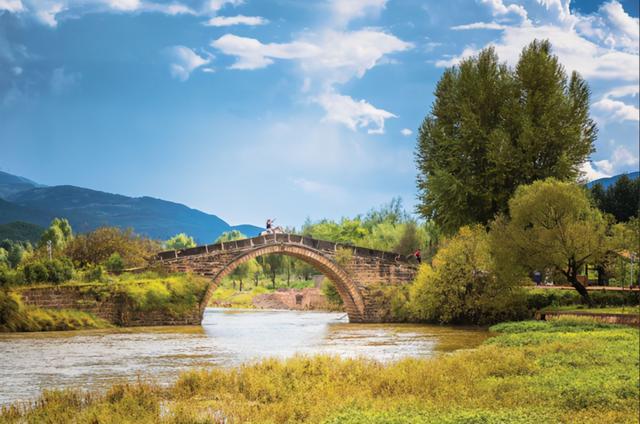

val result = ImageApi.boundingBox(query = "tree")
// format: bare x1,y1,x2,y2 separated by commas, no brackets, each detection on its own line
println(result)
409,225,527,324
591,175,640,222
491,178,608,305
165,233,196,250
39,218,73,250
416,40,596,234
215,230,247,243
65,227,160,268
395,221,421,256
257,254,284,288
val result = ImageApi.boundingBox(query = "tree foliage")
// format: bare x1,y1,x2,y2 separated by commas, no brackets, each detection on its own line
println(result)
165,233,196,250
39,218,73,250
590,174,639,222
416,40,596,234
215,230,247,243
64,227,160,268
491,178,608,305
408,225,527,324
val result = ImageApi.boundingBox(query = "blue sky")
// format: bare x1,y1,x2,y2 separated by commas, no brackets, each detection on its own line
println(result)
1,0,638,228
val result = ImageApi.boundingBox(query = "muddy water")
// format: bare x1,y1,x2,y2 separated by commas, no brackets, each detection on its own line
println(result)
0,308,492,406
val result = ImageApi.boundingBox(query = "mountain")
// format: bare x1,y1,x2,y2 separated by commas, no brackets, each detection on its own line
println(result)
586,171,639,189
0,221,45,243
0,171,44,199
0,172,262,243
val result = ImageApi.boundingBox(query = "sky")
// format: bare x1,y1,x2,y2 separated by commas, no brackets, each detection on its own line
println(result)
0,0,638,228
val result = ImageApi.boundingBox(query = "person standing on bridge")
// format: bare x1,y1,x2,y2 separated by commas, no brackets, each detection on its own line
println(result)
414,249,421,264
266,218,274,234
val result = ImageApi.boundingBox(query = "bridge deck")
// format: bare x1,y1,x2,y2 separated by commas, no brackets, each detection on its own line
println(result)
156,233,411,263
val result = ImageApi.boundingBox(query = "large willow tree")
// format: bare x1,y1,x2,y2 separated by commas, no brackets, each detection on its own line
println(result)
416,40,596,234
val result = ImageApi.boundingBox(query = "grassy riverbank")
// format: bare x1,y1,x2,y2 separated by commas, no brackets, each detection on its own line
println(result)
1,318,637,423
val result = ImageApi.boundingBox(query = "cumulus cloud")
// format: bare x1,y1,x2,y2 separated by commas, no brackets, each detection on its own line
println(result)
316,91,396,134
205,15,267,26
480,0,528,23
211,29,410,133
0,0,24,12
330,0,387,25
582,145,639,181
452,22,506,30
593,97,639,122
400,128,412,136
440,1,639,83
205,0,242,13
167,46,211,81
105,0,140,11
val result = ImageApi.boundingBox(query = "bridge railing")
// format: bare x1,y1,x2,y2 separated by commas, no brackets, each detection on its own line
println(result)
156,233,412,263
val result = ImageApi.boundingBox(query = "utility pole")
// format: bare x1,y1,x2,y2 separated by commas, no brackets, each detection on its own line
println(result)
47,240,52,261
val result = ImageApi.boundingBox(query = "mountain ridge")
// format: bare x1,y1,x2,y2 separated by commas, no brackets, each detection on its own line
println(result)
0,173,262,243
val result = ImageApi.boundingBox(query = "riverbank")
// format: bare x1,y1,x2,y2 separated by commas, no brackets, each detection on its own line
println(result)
2,318,637,423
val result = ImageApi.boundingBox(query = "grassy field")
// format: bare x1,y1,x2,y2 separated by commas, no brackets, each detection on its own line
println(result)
1,318,637,423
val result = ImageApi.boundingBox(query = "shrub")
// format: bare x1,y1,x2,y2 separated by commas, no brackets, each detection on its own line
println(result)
321,278,343,306
22,261,48,284
334,247,353,267
65,227,160,268
408,225,529,325
83,265,105,282
22,259,73,284
104,252,125,273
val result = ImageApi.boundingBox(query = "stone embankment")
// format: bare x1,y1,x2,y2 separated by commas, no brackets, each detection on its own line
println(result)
17,285,201,327
251,288,338,311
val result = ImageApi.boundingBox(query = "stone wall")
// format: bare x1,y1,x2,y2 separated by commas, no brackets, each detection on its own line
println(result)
17,285,201,327
252,288,335,311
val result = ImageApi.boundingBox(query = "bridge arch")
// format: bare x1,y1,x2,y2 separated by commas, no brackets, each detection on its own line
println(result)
200,243,367,322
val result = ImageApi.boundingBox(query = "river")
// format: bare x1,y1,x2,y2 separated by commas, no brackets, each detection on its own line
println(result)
0,308,492,406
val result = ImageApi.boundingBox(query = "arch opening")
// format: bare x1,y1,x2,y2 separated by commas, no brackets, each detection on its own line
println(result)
200,244,366,322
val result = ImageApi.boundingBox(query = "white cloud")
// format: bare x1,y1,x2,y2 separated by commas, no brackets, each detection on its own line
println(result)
593,97,639,122
205,0,242,13
604,85,639,99
205,15,267,26
316,91,396,134
452,22,506,30
211,34,318,70
105,0,140,11
330,0,387,25
0,0,23,12
167,46,211,81
600,1,639,45
33,2,64,27
580,161,611,181
400,128,412,136
442,21,639,82
210,5,410,134
583,145,639,181
50,67,80,94
481,0,528,22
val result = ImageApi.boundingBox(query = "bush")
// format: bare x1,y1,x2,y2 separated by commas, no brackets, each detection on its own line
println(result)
83,265,105,282
321,279,343,306
408,225,528,325
22,259,73,284
104,252,125,273
526,289,639,310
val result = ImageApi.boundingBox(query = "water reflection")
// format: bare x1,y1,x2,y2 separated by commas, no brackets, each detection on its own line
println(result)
0,308,492,406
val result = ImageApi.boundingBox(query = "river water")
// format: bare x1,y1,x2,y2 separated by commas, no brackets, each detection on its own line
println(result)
0,308,492,406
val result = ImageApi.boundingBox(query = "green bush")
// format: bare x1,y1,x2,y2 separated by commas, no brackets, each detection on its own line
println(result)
22,259,73,284
83,265,105,282
526,289,639,310
104,252,125,273
321,279,343,306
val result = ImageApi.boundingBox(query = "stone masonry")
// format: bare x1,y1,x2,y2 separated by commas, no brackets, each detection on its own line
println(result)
156,233,418,323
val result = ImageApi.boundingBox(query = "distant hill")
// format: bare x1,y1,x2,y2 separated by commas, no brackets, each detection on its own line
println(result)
586,171,639,189
0,172,261,243
0,171,44,199
231,224,264,237
0,221,45,243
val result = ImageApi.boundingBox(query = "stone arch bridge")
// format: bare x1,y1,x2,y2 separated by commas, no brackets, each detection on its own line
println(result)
155,233,418,323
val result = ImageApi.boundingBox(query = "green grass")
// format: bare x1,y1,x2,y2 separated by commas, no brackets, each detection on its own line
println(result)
1,319,637,423
542,305,640,315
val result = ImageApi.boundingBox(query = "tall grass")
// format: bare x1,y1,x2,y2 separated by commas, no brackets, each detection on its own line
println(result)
2,319,637,423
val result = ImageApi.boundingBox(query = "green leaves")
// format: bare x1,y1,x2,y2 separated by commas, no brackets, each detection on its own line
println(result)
417,40,596,235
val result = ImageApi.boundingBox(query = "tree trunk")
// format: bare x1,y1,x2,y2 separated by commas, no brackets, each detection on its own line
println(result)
239,279,243,292
568,263,593,307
